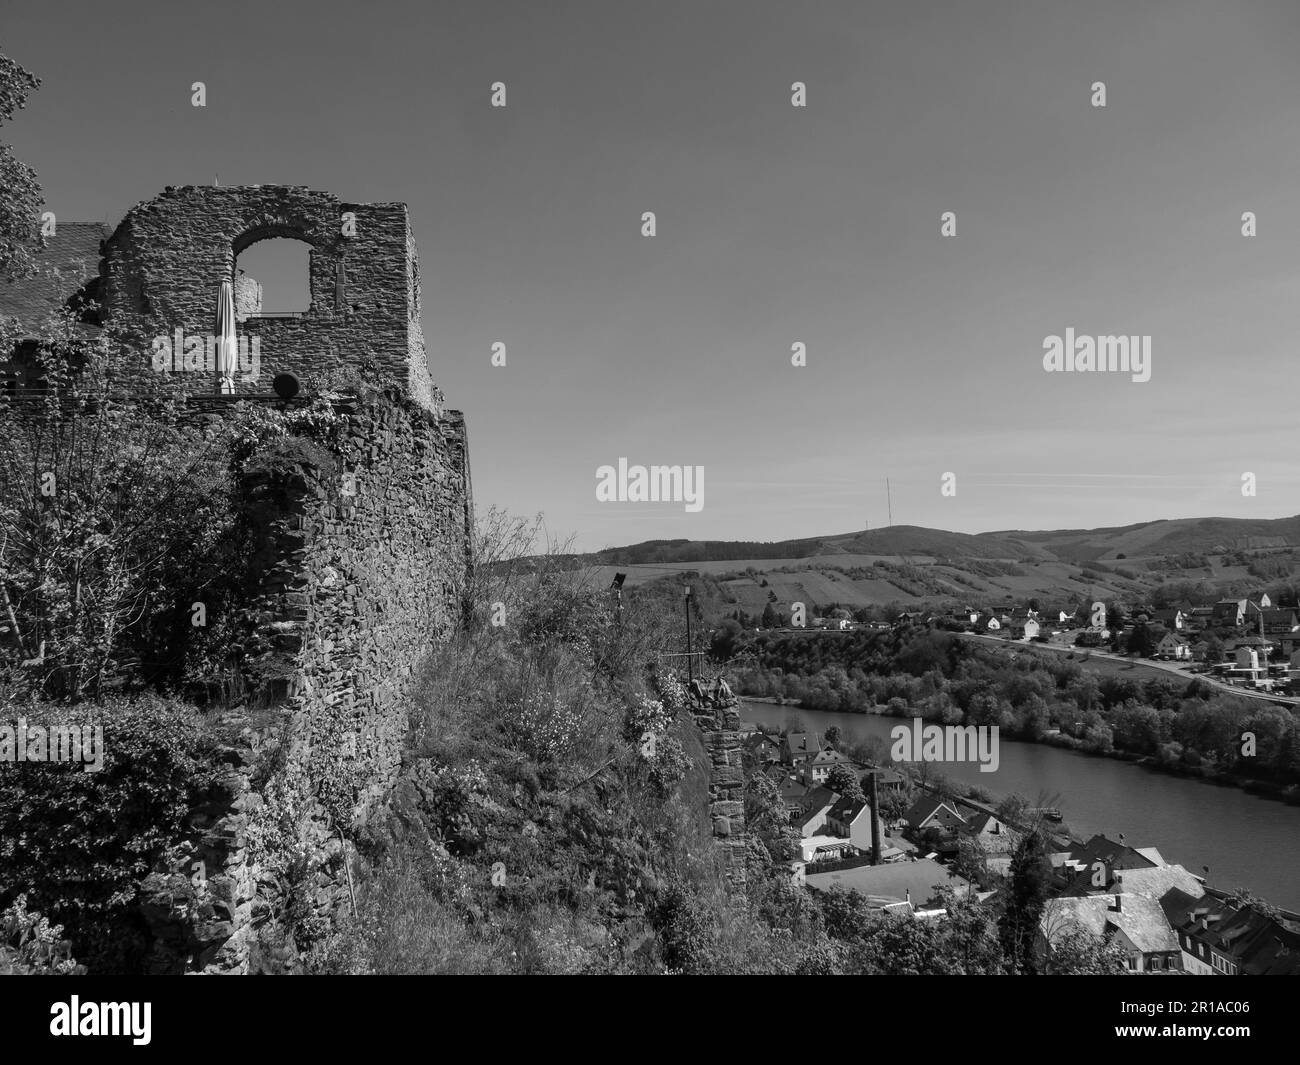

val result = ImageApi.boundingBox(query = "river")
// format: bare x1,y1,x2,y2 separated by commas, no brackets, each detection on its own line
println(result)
740,699,1300,911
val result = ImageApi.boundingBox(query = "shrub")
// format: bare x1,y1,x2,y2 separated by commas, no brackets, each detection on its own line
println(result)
1,893,84,975
0,693,222,971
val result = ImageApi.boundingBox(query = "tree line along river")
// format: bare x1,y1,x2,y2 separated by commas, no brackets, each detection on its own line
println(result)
740,698,1300,911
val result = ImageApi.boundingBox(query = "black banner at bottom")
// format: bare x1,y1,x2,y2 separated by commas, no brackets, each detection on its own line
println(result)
0,974,1284,1054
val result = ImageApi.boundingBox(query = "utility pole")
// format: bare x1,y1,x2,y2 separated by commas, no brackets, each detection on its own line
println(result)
684,585,694,683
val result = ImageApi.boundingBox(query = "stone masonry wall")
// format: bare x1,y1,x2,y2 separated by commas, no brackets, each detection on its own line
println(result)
137,391,472,974
99,185,438,411
689,701,748,883
240,391,473,826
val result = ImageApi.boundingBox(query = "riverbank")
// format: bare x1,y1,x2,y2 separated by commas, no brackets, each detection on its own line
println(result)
740,693,1300,806
738,696,1300,910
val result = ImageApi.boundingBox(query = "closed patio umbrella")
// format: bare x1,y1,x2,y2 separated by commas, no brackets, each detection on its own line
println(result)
214,278,237,394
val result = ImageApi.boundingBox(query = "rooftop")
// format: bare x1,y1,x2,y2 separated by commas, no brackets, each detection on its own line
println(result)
805,858,972,908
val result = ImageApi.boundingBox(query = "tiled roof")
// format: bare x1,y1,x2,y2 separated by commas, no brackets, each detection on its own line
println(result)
827,795,869,823
1111,865,1204,901
805,858,972,908
802,786,838,810
1042,894,1178,955
1071,835,1158,872
785,732,822,755
904,795,965,829
1163,889,1300,975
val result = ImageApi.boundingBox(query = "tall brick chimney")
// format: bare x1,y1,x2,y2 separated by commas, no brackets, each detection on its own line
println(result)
868,771,882,865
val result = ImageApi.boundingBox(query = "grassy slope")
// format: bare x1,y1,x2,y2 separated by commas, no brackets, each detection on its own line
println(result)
567,514,1300,620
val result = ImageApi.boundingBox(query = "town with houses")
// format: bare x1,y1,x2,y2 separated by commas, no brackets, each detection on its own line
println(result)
745,720,1300,974
799,592,1300,695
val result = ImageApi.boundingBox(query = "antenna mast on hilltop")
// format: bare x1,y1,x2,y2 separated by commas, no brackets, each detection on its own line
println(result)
886,479,893,528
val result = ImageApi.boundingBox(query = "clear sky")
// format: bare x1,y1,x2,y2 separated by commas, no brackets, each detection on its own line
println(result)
5,0,1300,551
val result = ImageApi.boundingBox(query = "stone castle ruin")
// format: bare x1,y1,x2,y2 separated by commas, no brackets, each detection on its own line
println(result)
2,183,741,972
3,185,475,971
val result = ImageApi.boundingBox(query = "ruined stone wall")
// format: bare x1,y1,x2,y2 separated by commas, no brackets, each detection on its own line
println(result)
3,184,476,972
137,390,472,974
240,391,473,825
689,701,747,883
98,185,438,412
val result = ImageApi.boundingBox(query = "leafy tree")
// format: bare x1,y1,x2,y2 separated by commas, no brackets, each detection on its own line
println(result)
999,830,1051,973
838,897,1003,975
843,911,952,974
995,793,1030,827
1040,923,1128,974
1127,621,1157,658
0,59,255,700
878,785,912,823
0,336,242,699
744,763,798,865
953,836,991,889
825,764,863,803
0,49,43,282
817,886,873,942
650,879,713,973
934,890,1004,974
709,618,744,662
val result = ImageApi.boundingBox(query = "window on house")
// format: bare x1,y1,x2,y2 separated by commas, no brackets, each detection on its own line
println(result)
234,236,312,317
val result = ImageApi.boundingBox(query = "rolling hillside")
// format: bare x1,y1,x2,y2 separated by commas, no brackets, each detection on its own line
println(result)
556,515,1300,622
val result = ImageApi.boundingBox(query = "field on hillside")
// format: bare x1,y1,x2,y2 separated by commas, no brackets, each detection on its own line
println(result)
583,555,1263,616
555,515,1300,628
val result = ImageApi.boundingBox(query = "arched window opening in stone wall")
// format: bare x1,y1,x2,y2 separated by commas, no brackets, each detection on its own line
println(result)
233,236,312,320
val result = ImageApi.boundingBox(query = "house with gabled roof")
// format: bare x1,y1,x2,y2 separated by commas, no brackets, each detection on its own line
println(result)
745,732,781,766
793,787,840,838
904,795,966,836
1042,606,1081,627
1259,608,1298,635
862,766,907,793
1038,894,1182,973
1152,608,1186,632
1051,834,1159,891
1212,599,1248,628
1155,631,1190,660
1061,860,1204,904
1160,889,1300,977
1010,615,1042,640
960,810,1019,855
824,796,885,854
777,778,837,820
797,747,855,786
782,731,823,766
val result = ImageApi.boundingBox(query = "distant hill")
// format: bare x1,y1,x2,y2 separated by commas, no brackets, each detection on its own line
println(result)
590,515,1300,567
562,515,1300,622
